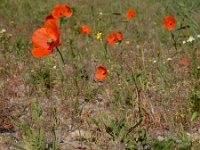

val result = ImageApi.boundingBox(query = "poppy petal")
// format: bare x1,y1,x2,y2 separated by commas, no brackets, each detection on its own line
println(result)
45,19,60,41
52,4,73,19
32,47,53,58
46,14,54,21
45,19,62,47
63,4,73,17
32,28,50,49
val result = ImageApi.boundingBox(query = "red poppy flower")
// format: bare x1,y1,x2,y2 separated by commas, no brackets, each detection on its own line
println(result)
80,25,92,34
52,4,73,19
107,33,118,46
95,66,108,81
107,32,123,46
163,16,176,31
182,58,189,66
32,19,61,58
127,10,137,20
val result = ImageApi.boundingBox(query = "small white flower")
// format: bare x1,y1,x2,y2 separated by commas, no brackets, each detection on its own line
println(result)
167,58,172,61
0,29,6,34
197,66,200,70
187,36,195,42
99,12,103,16
53,65,57,69
153,60,157,64
182,41,186,44
197,35,200,38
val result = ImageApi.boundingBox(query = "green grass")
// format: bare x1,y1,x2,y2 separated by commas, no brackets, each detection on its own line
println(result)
0,0,200,149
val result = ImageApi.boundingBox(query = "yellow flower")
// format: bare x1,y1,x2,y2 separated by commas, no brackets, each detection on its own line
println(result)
96,32,103,41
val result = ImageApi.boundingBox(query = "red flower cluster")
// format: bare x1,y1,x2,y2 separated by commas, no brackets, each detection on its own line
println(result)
32,4,72,58
31,5,178,82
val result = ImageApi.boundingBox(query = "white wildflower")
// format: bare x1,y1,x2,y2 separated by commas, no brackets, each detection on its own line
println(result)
53,65,57,69
182,41,186,44
0,29,6,34
153,60,157,64
187,36,195,42
167,58,172,61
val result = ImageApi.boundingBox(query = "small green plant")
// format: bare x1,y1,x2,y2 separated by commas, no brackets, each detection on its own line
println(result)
18,101,47,150
30,67,53,90
177,123,192,150
17,101,58,150
14,38,31,57
151,139,175,150
102,116,145,150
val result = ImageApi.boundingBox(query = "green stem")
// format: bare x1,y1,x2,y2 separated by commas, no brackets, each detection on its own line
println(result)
101,40,108,58
171,32,178,54
56,47,67,102
56,47,65,65
133,77,142,118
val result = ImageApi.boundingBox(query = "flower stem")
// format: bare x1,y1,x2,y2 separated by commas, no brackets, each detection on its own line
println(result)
101,41,108,58
56,47,65,65
170,32,177,54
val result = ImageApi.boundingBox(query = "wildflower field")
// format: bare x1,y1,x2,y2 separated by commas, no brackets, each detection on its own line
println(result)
0,0,200,149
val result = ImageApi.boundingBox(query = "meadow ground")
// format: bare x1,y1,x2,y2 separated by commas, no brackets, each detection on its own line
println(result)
0,0,200,149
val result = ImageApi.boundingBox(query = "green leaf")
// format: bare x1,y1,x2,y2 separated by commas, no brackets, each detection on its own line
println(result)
191,111,198,121
112,12,121,15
